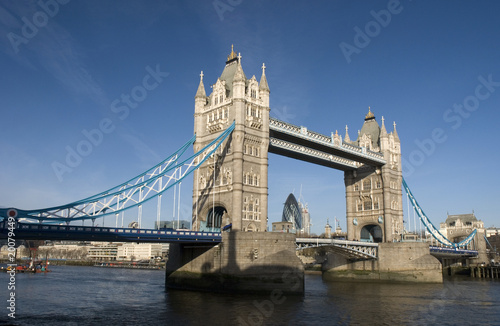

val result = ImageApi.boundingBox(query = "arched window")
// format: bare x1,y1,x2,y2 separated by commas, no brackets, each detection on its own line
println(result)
363,179,371,190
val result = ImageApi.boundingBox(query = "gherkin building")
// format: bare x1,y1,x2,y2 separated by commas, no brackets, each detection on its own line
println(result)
282,193,302,230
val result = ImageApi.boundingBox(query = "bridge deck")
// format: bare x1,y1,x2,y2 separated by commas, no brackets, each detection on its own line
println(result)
1,221,222,243
429,246,478,258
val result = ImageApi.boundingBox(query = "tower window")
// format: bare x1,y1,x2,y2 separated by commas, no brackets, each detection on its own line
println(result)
364,199,372,210
363,179,371,190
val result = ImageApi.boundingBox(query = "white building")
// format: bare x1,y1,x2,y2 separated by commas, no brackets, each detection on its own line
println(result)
87,242,164,261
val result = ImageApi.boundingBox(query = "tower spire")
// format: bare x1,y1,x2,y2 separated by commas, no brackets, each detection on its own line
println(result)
344,125,351,142
380,116,387,136
259,63,270,92
226,44,238,63
393,121,400,141
365,106,375,120
195,71,206,98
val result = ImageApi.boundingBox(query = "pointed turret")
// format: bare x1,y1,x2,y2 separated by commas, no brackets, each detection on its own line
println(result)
379,116,389,151
259,63,270,92
234,59,245,82
195,71,207,116
194,71,206,136
393,121,400,142
195,71,206,98
380,116,387,137
344,125,351,142
232,57,246,99
259,63,270,107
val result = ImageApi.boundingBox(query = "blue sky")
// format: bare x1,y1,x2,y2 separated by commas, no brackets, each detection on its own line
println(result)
1,0,499,234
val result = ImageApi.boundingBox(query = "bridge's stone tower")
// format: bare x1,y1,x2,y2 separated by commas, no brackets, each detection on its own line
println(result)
192,47,270,232
344,109,404,242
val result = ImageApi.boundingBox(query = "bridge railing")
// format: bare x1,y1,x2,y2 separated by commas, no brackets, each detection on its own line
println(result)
296,238,378,259
0,221,222,243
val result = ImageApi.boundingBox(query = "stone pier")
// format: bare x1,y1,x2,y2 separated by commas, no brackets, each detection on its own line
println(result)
322,242,443,283
166,231,304,294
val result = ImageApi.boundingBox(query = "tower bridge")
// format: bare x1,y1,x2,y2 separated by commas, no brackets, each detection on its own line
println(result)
0,46,486,290
192,46,403,243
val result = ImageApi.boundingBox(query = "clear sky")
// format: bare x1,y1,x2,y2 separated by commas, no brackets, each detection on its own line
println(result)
1,0,499,235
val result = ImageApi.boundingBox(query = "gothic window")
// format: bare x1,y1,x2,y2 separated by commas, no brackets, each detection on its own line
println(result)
357,202,363,211
376,180,381,189
219,95,223,103
363,179,371,190
251,89,256,98
254,175,258,186
364,198,372,210
215,97,218,105
255,148,259,157
373,201,379,210
354,184,359,191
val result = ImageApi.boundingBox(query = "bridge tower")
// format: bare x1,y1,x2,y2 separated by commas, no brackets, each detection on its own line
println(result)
344,109,404,242
192,46,270,232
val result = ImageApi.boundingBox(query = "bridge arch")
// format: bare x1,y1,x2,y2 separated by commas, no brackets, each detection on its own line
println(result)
360,224,383,243
204,205,227,229
245,222,258,232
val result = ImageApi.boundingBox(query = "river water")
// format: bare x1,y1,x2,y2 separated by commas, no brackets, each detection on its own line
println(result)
1,265,499,325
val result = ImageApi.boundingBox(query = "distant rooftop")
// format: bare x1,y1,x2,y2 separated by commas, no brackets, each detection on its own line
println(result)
445,213,478,225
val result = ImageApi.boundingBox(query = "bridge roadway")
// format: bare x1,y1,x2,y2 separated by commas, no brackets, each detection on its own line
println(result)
1,222,479,259
0,221,222,244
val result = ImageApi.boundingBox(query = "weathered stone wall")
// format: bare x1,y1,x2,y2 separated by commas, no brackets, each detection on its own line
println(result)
166,231,304,294
322,242,442,283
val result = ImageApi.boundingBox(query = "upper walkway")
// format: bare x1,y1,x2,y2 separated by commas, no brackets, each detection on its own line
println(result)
269,118,386,170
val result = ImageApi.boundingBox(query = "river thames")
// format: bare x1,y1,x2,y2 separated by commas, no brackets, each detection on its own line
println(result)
1,265,499,325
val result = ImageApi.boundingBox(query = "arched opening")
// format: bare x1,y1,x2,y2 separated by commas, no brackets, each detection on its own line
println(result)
206,206,226,229
360,224,383,243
